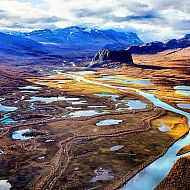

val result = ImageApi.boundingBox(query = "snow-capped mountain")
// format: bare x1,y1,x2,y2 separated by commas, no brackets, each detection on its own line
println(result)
0,27,143,66
19,26,143,51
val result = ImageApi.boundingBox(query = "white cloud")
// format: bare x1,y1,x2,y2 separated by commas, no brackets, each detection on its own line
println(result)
0,0,189,41
0,0,44,18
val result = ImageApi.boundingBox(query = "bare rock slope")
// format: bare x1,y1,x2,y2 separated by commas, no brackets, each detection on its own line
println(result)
89,49,133,68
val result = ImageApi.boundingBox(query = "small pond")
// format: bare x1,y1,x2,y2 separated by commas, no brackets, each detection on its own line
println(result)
28,96,80,104
0,114,16,124
159,123,169,132
19,86,41,90
100,76,153,86
0,149,4,155
95,93,119,99
68,110,107,118
0,99,17,112
96,119,123,126
177,103,190,109
90,168,114,182
110,145,124,151
12,129,33,140
0,180,11,190
174,85,190,96
71,100,87,105
122,100,147,110
70,71,96,75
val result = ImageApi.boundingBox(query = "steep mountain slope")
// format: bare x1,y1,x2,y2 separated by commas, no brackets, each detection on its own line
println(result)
184,34,190,38
0,32,66,67
0,32,48,56
18,26,143,51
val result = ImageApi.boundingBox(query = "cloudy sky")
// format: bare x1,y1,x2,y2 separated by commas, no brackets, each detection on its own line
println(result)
0,0,190,41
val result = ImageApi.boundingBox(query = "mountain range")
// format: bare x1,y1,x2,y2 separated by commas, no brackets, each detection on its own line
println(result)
127,35,190,54
0,32,49,56
3,26,143,54
20,26,143,48
1,26,190,67
0,26,144,64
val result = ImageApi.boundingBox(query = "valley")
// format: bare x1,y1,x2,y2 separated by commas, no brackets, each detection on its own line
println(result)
1,0,190,189
0,48,190,189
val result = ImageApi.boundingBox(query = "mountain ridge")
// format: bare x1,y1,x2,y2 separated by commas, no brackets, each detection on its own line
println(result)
5,26,143,52
127,35,190,54
0,32,49,56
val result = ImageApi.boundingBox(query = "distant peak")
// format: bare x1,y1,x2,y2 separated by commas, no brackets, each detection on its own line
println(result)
184,34,190,39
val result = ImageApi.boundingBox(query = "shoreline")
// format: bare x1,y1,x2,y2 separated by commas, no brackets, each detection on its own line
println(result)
105,129,190,190
29,108,165,189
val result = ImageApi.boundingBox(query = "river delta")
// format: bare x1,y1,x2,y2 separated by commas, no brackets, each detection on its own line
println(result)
0,65,190,190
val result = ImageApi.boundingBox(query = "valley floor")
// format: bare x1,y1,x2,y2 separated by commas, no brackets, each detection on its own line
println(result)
0,49,190,190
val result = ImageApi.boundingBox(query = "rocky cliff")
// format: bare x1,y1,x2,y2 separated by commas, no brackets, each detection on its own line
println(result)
89,49,133,68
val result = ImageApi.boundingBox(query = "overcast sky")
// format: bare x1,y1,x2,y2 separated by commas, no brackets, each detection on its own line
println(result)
0,0,190,42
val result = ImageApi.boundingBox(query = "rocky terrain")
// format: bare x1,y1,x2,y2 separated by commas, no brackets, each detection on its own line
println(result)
0,27,144,68
0,27,190,190
156,156,190,190
89,49,133,68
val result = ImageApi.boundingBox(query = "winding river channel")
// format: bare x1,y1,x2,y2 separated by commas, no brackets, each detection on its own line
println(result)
55,70,190,190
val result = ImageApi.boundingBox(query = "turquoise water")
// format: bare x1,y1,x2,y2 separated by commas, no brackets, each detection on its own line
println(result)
30,102,35,110
12,129,33,140
123,100,147,110
133,90,190,119
0,114,16,124
95,93,119,99
70,70,96,75
28,96,84,110
0,98,17,125
68,110,107,118
177,103,190,109
116,100,147,111
96,119,123,126
175,90,190,96
174,85,190,96
121,79,153,86
100,76,153,86
56,71,190,190
0,101,17,112
120,89,190,190
174,85,190,90
28,96,79,104
120,135,190,190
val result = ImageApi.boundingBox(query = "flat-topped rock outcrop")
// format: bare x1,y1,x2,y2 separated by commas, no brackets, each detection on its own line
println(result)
89,49,133,68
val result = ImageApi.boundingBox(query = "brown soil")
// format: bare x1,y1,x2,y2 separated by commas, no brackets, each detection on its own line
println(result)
156,156,190,190
0,48,190,189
